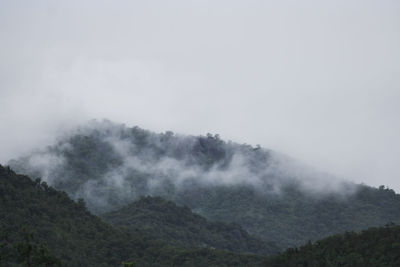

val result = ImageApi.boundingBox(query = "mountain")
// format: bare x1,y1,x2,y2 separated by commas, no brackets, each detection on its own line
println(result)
264,223,400,266
0,165,267,266
9,120,400,249
3,164,400,266
102,196,279,255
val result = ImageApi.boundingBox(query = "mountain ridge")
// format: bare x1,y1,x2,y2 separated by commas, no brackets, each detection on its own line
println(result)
8,120,400,249
3,164,400,266
102,195,279,255
0,164,268,266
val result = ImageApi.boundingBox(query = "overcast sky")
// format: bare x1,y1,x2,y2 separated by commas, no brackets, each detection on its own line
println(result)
1,0,399,190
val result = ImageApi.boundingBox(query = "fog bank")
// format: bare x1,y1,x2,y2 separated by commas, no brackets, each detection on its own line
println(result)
1,0,399,190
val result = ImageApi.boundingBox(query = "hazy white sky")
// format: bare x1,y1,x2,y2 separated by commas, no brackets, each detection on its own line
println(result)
1,0,399,190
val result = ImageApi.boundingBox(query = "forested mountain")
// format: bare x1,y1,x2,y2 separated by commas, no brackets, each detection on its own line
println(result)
9,120,400,249
3,162,400,266
102,196,279,255
264,224,400,266
0,165,268,266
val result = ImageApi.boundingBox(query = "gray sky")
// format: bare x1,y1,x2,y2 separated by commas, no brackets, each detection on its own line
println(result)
1,0,400,190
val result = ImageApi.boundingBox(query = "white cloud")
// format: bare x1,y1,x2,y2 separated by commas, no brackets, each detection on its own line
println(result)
1,0,400,190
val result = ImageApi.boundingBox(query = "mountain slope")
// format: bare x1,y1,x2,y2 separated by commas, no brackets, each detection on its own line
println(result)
102,196,279,255
175,182,400,249
9,120,400,248
0,165,267,266
4,164,400,266
264,224,400,266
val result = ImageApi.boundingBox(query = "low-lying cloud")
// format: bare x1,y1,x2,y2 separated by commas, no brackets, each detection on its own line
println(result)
1,0,399,192
9,120,356,213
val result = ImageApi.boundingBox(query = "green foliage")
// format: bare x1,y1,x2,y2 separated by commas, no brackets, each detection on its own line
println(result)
174,182,400,249
0,229,62,266
0,165,266,266
122,261,136,267
3,164,400,266
102,196,279,255
264,223,400,267
9,121,400,250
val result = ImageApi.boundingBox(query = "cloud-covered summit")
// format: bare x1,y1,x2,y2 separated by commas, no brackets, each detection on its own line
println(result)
1,0,399,191
9,120,356,213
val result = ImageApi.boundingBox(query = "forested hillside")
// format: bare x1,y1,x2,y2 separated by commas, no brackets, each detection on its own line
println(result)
3,164,400,266
9,120,400,248
0,165,267,266
264,224,400,266
102,196,279,255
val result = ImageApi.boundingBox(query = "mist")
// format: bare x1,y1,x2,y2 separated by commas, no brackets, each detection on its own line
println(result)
7,120,356,213
1,0,400,191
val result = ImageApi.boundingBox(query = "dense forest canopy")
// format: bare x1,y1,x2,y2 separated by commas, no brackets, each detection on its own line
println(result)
9,120,355,210
2,164,400,266
264,223,400,266
9,120,400,249
0,165,268,266
101,196,279,255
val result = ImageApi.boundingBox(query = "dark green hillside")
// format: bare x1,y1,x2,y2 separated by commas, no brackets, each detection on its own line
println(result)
174,182,400,249
10,120,400,249
264,224,400,267
4,161,400,267
0,165,267,266
0,164,151,266
102,196,279,255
